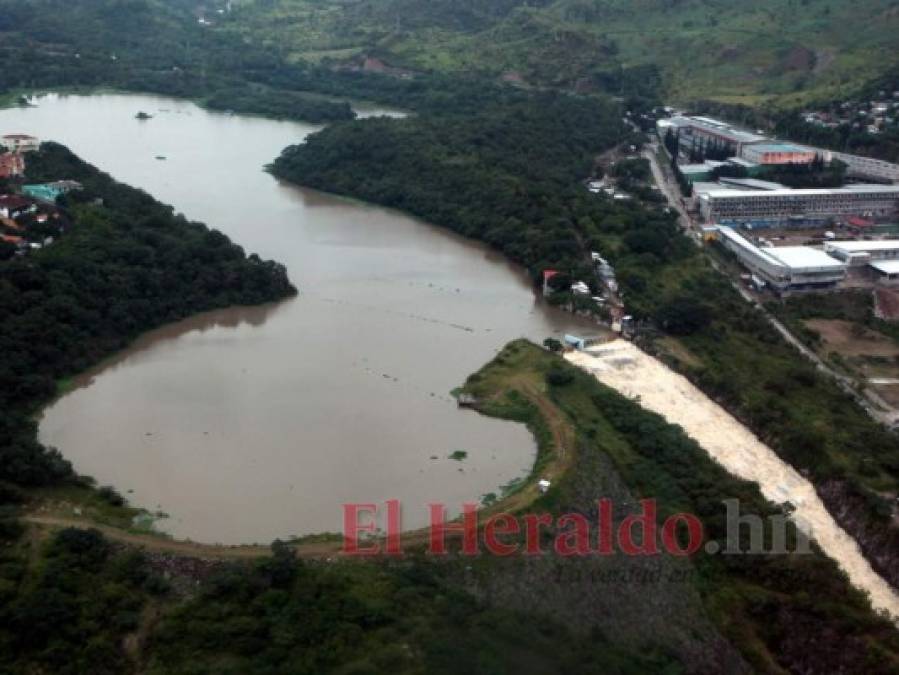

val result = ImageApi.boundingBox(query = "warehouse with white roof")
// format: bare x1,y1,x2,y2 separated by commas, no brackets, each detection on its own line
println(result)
716,227,847,292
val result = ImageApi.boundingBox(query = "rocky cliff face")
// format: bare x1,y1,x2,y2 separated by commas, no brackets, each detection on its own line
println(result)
819,479,899,593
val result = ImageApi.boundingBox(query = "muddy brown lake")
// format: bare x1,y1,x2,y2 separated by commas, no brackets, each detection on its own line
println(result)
0,93,596,543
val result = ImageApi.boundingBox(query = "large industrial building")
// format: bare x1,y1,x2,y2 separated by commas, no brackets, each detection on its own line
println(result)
822,150,899,183
740,143,817,166
698,184,899,228
660,115,766,155
716,227,847,291
657,114,899,184
823,239,899,266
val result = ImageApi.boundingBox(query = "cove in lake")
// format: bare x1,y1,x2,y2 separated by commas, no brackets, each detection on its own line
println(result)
1,93,597,544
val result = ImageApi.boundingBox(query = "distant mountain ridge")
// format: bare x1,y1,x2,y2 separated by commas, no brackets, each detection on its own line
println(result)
0,0,896,107
223,0,899,104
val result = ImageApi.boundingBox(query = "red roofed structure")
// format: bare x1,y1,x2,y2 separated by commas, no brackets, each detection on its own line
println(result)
543,269,560,296
0,153,24,178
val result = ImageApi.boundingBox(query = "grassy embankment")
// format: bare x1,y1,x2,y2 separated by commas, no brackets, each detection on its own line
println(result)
457,340,899,673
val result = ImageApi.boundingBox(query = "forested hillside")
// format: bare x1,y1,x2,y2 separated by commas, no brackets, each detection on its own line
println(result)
0,0,356,122
2,0,896,108
224,0,899,103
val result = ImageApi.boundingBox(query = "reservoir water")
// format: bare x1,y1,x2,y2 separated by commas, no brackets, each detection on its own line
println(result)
0,93,594,543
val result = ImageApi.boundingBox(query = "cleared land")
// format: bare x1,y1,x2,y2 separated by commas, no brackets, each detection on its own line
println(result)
566,339,899,618
806,318,899,359
877,287,899,321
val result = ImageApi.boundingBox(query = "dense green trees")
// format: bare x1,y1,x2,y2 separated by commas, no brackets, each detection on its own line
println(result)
0,527,164,674
0,524,681,674
270,88,671,286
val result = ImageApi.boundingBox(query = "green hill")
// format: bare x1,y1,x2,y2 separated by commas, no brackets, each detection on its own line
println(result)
223,0,899,104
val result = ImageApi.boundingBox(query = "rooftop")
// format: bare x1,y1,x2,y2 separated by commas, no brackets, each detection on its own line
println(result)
718,177,787,191
679,163,714,173
700,184,899,199
870,260,899,275
766,246,846,270
825,239,899,252
671,115,766,144
746,143,814,154
726,157,758,167
0,194,32,208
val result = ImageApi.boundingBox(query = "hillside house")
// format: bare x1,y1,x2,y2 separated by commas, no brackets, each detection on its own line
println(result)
0,194,35,219
1,134,39,153
0,153,25,179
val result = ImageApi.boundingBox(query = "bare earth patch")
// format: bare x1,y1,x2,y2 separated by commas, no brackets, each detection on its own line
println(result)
873,384,899,408
875,288,899,321
805,318,899,358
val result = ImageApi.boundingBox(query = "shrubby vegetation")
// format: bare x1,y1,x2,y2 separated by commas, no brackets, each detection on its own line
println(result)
0,526,680,674
0,144,295,493
464,341,899,673
145,544,674,674
0,527,164,674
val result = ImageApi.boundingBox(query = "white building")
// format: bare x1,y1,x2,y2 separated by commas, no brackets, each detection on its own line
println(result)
741,143,817,165
821,150,899,183
699,184,899,228
823,239,899,267
1,134,39,153
717,227,847,292
869,260,899,286
659,115,766,155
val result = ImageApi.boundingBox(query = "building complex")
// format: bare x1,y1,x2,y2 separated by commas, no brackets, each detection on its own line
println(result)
658,115,899,183
823,150,899,183
660,115,766,155
697,184,899,228
741,143,817,166
716,227,847,292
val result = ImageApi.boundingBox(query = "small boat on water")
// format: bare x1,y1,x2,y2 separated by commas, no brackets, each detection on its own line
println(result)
155,155,167,161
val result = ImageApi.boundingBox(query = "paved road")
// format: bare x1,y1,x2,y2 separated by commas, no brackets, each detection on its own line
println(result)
643,144,695,238
642,142,899,429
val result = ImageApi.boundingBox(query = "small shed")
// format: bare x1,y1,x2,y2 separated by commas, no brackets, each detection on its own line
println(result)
564,334,587,350
457,393,478,408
